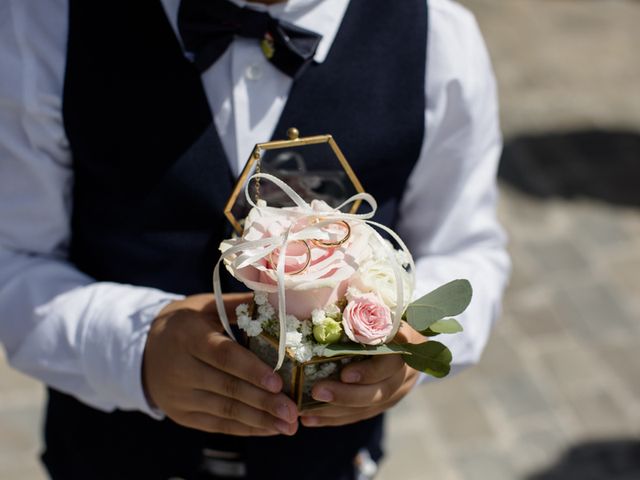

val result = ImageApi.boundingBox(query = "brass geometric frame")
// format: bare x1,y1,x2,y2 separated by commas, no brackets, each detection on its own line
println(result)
251,331,355,411
224,127,366,235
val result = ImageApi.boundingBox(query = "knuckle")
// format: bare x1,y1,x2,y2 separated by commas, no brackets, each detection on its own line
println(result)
222,375,242,399
221,397,238,419
211,339,233,370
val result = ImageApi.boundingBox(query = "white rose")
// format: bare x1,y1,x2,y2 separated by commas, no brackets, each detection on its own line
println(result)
351,258,412,309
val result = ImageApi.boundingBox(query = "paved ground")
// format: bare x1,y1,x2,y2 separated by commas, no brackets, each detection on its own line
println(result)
465,0,640,137
1,0,639,479
379,189,640,480
379,1,640,478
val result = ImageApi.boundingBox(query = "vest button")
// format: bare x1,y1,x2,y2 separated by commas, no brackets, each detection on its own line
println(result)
245,64,263,81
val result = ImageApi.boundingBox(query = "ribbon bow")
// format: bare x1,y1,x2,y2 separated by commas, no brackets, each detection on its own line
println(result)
213,174,415,370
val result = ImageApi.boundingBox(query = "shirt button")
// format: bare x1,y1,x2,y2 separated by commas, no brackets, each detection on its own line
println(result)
245,64,263,81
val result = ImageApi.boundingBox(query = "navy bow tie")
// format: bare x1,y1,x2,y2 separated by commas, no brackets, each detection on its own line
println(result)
178,0,323,78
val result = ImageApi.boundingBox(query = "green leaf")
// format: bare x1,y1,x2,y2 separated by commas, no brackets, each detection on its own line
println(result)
401,341,452,378
322,343,408,357
405,279,472,332
420,328,441,337
429,318,464,334
323,339,453,379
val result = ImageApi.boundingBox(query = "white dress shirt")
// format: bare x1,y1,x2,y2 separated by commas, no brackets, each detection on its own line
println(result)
0,0,510,417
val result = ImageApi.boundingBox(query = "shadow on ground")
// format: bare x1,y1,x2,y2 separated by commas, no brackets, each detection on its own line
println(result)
499,130,640,206
527,439,640,480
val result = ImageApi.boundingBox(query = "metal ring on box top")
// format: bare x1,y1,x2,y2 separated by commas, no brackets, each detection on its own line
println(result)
269,239,312,276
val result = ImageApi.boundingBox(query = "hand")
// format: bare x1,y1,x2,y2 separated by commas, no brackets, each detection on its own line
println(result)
143,293,299,437
300,323,423,427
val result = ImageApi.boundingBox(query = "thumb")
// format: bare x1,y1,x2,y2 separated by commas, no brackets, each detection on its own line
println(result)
393,321,427,345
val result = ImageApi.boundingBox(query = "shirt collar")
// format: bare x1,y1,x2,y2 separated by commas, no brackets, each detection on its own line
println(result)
162,0,350,64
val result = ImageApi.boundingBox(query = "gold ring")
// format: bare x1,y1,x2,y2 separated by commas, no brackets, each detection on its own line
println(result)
311,220,351,248
269,240,312,276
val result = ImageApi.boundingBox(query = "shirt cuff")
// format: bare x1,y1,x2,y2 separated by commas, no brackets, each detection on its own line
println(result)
77,283,183,418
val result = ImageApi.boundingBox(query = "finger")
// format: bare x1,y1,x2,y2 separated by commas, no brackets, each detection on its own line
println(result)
393,321,413,343
394,321,428,344
190,359,298,424
306,368,418,415
300,408,381,428
179,412,282,437
191,331,284,394
156,293,253,319
187,390,297,436
311,368,406,407
340,354,404,385
221,292,255,319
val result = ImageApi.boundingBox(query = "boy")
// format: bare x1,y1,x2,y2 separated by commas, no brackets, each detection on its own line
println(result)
0,0,509,478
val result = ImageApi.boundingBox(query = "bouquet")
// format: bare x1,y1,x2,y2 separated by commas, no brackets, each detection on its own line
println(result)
214,173,472,409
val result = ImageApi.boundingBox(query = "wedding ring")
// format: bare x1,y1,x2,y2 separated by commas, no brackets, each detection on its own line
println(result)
269,240,312,276
310,219,351,248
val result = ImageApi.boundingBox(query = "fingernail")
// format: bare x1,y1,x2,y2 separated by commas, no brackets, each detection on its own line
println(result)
262,374,281,392
343,370,361,383
302,416,318,426
274,420,294,435
312,388,333,402
277,403,295,422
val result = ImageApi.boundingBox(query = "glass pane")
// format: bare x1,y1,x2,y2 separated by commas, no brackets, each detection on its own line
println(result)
227,139,363,234
248,335,297,397
259,143,358,209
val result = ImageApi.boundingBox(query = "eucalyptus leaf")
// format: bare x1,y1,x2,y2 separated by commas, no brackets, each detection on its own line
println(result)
405,279,472,332
401,341,452,378
420,328,441,337
322,343,408,357
429,318,464,334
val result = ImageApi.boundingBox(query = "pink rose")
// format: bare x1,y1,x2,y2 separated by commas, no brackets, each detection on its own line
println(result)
221,200,372,319
342,292,393,345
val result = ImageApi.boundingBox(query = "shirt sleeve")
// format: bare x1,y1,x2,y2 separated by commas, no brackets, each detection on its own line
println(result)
399,0,511,376
0,0,182,417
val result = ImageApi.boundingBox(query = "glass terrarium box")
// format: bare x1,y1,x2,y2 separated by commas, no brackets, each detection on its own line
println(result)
225,128,366,410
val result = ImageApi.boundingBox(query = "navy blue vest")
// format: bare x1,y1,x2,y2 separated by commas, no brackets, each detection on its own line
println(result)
44,1,427,478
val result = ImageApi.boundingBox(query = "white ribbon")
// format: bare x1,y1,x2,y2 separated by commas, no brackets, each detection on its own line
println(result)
213,173,416,370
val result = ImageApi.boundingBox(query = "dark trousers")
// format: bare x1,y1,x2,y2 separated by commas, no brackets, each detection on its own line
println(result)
42,389,384,480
